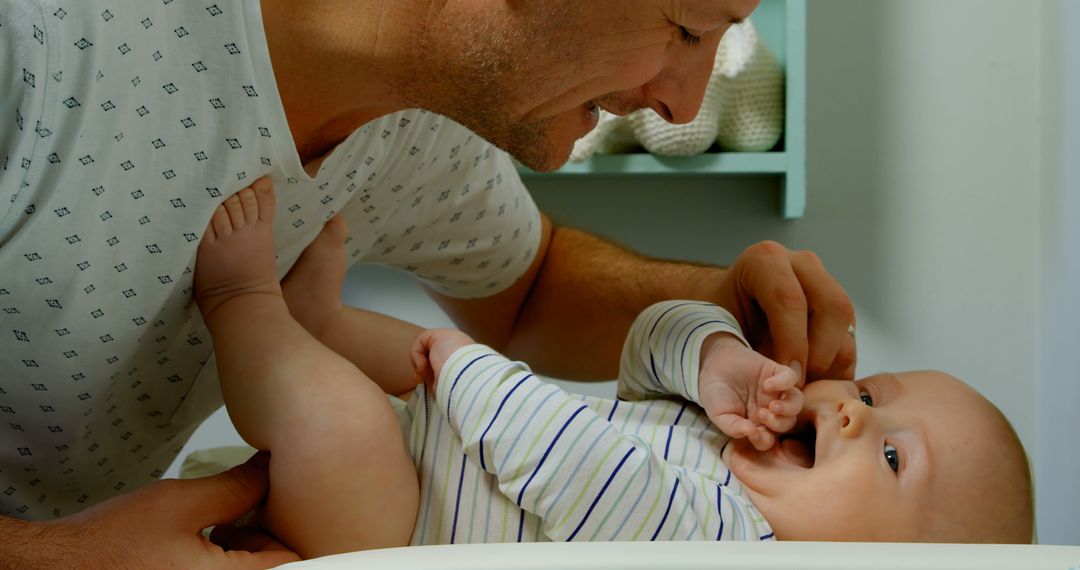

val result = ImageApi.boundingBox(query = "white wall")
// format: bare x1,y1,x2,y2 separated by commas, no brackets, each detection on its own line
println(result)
170,0,1077,545
1037,0,1080,547
525,0,1056,541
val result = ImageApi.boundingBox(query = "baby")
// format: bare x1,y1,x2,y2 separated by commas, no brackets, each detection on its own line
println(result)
193,182,1033,558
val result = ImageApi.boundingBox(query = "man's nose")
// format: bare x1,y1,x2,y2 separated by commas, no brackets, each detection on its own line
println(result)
837,399,869,438
640,45,715,124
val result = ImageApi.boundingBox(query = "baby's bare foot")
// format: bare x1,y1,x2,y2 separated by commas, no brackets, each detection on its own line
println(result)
194,178,280,320
281,216,349,339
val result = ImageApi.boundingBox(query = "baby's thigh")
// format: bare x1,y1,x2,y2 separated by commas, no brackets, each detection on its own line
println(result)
272,364,403,452
264,368,419,556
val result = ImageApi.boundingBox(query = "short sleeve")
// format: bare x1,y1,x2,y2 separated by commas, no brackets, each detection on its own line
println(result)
341,111,542,299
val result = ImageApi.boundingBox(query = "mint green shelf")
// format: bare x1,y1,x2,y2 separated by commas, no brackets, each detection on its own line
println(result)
526,152,789,175
519,0,806,219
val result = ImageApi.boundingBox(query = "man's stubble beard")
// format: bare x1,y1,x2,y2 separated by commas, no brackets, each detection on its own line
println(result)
396,14,567,172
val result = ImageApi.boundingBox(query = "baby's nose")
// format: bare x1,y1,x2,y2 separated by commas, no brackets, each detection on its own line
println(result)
837,399,868,438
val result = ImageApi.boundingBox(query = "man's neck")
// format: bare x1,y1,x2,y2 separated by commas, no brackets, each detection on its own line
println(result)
259,0,426,163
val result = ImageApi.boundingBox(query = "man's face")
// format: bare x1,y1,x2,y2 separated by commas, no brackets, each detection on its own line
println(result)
417,0,760,171
721,372,999,541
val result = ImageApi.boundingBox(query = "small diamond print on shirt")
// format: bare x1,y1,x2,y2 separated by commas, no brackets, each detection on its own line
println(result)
0,0,539,520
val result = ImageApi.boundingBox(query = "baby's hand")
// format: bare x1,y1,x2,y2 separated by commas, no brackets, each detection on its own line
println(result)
698,332,803,451
409,328,476,394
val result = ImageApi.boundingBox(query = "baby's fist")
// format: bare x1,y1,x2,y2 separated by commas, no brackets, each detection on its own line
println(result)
698,332,803,451
410,328,476,394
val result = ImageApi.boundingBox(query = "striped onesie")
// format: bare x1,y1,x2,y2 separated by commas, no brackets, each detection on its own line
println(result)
401,301,775,545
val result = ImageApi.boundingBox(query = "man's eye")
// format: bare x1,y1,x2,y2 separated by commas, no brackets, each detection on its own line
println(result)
679,26,702,46
859,390,874,407
884,443,900,472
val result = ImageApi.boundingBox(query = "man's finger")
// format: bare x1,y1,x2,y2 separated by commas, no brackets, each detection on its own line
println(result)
177,451,271,531
224,548,302,569
802,310,857,380
819,337,857,381
212,524,293,554
740,243,809,383
789,250,856,380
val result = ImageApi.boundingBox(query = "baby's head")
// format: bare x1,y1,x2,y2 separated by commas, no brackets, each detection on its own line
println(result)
721,371,1033,543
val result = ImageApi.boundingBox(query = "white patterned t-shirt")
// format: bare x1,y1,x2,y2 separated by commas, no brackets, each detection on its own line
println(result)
0,0,541,519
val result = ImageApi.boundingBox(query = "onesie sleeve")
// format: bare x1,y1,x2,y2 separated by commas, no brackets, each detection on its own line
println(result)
434,344,773,542
616,301,749,405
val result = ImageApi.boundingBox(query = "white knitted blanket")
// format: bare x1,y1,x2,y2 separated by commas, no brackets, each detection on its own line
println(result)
570,20,784,161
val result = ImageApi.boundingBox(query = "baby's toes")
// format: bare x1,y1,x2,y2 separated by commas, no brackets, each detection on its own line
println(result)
240,186,259,224
207,204,231,240
224,193,246,227
252,177,276,223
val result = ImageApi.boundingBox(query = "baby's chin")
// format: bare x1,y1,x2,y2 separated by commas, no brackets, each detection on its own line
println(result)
724,437,813,498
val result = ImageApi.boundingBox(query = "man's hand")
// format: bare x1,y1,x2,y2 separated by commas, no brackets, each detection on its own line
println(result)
698,332,803,451
410,328,477,394
714,241,856,383
16,452,298,569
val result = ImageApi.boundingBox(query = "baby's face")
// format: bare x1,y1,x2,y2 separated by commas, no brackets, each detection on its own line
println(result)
721,371,1002,541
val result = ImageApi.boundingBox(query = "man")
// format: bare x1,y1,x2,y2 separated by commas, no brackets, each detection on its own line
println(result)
0,0,854,566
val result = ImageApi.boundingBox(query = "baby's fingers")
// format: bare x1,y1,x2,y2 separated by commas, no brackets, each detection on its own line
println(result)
767,388,804,418
409,333,436,388
762,365,800,393
748,426,776,451
711,414,757,440
758,408,797,434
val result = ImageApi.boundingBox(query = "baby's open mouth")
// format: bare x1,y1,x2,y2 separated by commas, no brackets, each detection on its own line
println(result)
778,419,816,468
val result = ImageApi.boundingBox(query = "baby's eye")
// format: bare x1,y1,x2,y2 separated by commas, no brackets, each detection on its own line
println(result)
884,443,900,472
858,390,874,407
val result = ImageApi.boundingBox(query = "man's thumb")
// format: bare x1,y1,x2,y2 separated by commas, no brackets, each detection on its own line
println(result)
179,451,271,530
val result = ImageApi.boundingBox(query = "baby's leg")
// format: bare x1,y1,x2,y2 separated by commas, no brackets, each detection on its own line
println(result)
280,219,425,397
278,214,350,343
194,179,417,558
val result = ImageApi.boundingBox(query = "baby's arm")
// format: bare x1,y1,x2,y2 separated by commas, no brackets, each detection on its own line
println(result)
419,339,773,542
618,301,802,450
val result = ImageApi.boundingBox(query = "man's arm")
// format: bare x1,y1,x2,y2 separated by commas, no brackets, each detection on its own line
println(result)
0,517,58,568
0,454,298,569
428,214,856,382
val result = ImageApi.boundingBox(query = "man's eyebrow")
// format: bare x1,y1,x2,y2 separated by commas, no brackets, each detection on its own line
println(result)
683,4,745,27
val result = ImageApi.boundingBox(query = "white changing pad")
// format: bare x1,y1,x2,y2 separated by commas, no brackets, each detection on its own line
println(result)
280,541,1080,569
